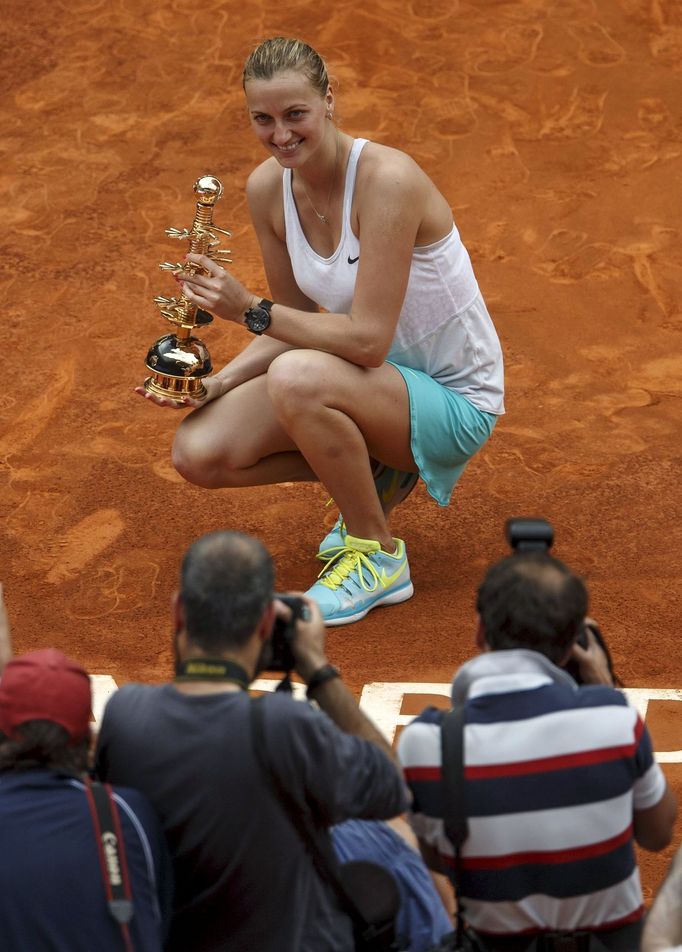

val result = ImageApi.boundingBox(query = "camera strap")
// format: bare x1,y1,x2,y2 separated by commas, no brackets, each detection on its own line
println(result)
174,659,250,690
441,703,474,950
84,778,134,952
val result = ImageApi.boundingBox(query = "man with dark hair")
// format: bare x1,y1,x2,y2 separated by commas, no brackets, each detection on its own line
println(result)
0,646,172,951
95,529,408,952
475,552,589,663
179,530,276,649
398,550,677,951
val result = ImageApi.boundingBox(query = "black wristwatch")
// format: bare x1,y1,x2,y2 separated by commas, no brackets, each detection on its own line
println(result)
306,664,341,699
244,298,273,335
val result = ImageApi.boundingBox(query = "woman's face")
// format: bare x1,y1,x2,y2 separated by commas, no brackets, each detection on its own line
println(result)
244,69,333,167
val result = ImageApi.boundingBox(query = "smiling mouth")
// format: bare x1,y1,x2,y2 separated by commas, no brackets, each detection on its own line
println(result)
274,140,303,154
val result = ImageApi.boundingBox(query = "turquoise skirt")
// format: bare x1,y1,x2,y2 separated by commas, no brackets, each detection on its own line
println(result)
388,361,498,506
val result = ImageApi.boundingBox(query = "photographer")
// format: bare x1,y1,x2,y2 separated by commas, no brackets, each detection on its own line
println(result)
95,530,408,952
398,541,677,952
0,646,172,950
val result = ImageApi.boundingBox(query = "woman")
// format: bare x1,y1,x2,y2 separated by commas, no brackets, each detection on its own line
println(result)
138,37,505,626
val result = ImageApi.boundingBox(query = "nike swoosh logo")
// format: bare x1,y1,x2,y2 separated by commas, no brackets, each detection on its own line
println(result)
381,469,401,505
379,562,405,588
347,255,359,265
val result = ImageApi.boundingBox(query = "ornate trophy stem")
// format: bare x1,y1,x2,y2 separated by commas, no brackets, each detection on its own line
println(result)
143,176,231,403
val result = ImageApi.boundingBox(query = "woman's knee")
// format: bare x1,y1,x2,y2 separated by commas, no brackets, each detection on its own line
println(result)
172,414,268,487
171,424,215,487
172,420,245,488
267,350,331,416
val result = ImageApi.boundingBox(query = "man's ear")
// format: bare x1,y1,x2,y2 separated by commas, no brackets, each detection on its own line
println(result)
258,601,276,644
475,615,488,652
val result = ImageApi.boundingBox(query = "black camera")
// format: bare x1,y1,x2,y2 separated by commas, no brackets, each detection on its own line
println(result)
265,594,307,673
506,517,554,554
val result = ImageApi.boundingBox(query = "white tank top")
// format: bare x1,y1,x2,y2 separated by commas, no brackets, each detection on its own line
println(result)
283,139,504,414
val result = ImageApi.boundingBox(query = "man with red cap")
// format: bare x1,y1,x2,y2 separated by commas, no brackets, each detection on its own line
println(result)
0,644,173,951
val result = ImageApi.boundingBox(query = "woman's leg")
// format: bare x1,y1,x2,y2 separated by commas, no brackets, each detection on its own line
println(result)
266,349,415,552
171,350,416,624
172,351,415,550
172,350,417,549
171,373,316,489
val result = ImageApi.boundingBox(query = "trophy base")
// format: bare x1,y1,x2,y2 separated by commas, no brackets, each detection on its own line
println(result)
144,374,207,404
144,332,212,405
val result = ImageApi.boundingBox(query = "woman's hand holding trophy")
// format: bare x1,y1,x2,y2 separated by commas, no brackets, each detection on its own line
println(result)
176,253,257,325
137,175,237,409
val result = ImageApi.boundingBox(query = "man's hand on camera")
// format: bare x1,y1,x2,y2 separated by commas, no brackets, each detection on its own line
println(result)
570,619,614,686
274,594,328,684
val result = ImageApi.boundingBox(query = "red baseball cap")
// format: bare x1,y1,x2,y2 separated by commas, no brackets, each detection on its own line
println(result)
0,649,91,742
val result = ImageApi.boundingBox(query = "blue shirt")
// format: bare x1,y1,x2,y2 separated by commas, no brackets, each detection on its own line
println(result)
332,819,452,951
0,769,172,951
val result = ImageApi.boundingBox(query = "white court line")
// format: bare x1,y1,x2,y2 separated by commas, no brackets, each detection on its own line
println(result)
89,675,119,727
87,676,308,725
358,683,682,763
89,677,682,763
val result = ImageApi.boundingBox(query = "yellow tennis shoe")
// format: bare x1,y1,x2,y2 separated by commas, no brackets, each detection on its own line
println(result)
307,534,414,626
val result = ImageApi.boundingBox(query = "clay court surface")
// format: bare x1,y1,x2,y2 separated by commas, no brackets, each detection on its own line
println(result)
2,0,681,898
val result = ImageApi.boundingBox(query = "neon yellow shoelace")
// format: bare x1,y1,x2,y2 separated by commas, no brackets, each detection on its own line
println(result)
317,546,381,593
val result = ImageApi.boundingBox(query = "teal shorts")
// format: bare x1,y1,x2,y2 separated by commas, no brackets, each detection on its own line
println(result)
388,361,498,506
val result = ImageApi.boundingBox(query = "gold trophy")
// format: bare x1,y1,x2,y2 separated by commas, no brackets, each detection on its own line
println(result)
144,175,231,403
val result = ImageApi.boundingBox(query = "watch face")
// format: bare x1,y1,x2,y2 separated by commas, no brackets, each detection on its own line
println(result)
246,305,271,334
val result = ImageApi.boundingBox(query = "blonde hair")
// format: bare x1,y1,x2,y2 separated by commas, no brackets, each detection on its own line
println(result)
242,37,329,97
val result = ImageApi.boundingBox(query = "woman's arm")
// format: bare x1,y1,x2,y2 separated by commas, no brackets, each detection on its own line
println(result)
210,336,292,394
205,159,323,393
181,149,427,368
136,161,319,408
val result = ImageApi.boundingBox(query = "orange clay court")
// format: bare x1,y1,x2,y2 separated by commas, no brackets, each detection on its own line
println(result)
1,0,680,900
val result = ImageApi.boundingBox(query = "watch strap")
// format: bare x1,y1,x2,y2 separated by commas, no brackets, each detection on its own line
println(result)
306,663,341,698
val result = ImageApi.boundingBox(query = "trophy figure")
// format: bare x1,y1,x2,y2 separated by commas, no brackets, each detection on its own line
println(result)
143,175,232,403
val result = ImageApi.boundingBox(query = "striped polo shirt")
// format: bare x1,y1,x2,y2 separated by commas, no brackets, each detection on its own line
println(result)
397,650,667,936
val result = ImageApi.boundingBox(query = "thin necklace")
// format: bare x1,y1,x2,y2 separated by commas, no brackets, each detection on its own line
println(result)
298,132,340,225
